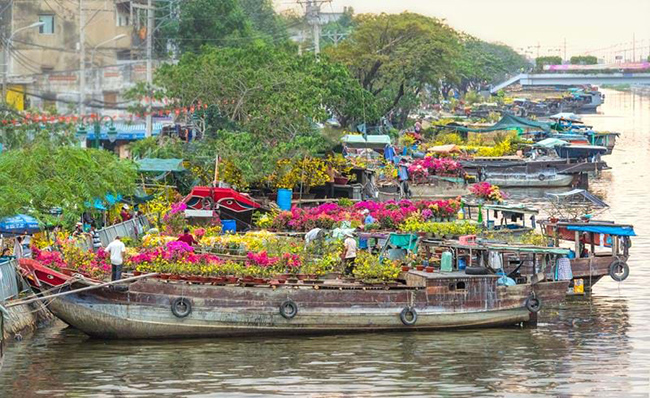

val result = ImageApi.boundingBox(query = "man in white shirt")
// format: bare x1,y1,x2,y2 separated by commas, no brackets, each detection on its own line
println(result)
105,236,126,281
343,232,357,276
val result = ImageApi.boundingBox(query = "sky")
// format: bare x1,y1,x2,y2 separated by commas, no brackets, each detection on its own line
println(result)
275,0,650,61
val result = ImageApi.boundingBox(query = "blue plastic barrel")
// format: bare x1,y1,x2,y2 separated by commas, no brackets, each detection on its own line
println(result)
222,220,236,234
458,258,467,270
277,188,292,211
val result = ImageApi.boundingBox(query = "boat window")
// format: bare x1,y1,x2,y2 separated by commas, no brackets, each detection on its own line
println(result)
456,281,466,290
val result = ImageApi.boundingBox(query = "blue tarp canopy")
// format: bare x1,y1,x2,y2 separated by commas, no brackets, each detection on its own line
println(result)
0,214,40,234
85,194,124,211
566,224,636,237
86,122,168,141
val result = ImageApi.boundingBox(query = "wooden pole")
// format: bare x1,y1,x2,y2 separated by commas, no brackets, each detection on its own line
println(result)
5,273,158,308
213,154,219,187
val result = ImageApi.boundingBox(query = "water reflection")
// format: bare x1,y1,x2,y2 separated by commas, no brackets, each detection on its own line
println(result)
1,90,650,397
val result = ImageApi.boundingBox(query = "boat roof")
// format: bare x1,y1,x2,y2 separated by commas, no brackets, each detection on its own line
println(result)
436,240,570,255
550,113,583,123
483,204,539,214
556,222,636,237
546,189,608,208
534,138,569,148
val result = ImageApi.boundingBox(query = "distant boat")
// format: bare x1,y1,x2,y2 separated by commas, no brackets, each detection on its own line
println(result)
485,172,574,188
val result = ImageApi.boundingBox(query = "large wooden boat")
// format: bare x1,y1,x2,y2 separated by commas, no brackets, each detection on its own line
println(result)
22,264,548,339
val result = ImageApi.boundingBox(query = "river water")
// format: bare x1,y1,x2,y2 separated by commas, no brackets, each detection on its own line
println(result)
1,90,649,397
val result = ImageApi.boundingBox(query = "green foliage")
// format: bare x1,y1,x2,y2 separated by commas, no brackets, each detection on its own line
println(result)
0,142,137,225
328,12,461,126
0,122,77,151
175,0,254,53
451,37,530,94
570,55,598,65
535,56,562,71
152,43,375,139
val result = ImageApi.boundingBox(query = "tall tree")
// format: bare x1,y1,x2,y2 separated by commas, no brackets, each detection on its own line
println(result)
327,12,461,126
174,0,254,54
239,0,288,42
0,142,136,225
151,43,376,140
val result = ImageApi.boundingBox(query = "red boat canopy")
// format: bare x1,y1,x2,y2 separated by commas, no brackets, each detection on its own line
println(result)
184,187,261,213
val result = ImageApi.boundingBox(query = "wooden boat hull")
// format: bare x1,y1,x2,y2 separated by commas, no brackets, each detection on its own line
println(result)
45,277,534,339
485,174,574,188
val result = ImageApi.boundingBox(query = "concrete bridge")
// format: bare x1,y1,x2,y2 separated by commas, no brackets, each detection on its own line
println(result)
491,73,650,93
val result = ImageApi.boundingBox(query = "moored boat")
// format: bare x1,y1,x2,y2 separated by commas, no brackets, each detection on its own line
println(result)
540,220,634,290
23,264,543,339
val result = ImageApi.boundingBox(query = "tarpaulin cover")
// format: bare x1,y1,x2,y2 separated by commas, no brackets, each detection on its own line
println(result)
137,158,185,173
342,134,391,149
566,225,636,237
447,114,551,133
534,138,569,148
389,233,419,251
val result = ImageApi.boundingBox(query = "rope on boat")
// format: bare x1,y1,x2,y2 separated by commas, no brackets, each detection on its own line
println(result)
3,273,158,309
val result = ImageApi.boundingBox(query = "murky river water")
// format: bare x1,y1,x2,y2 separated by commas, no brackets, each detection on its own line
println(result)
1,90,649,397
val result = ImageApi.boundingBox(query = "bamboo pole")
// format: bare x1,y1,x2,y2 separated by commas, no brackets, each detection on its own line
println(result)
5,273,158,308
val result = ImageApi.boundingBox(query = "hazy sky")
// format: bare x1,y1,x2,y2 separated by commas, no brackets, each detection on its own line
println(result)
276,0,650,61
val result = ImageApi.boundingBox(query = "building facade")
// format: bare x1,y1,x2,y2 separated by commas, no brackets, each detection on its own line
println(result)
0,0,153,115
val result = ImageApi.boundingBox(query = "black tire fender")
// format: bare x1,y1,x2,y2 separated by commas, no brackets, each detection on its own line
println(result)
280,299,298,319
609,260,629,282
465,266,490,275
525,297,542,313
171,297,192,318
399,307,418,326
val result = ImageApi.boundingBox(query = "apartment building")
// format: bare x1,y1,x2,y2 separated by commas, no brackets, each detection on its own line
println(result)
0,0,152,115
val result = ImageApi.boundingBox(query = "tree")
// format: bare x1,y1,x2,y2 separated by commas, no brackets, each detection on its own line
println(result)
150,43,375,139
0,142,136,225
172,0,254,54
570,55,598,65
327,12,461,127
448,37,530,96
535,56,563,71
239,0,288,42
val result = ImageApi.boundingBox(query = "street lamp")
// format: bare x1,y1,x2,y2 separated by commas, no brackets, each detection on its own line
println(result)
2,21,45,103
77,114,117,149
90,34,126,67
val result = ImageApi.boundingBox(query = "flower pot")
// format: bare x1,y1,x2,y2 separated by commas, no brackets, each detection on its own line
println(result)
169,274,180,281
401,266,411,272
159,273,170,280
416,265,425,271
226,276,238,284
242,276,255,283
133,271,142,277
333,177,349,185
253,277,266,284
296,274,308,281
425,266,434,273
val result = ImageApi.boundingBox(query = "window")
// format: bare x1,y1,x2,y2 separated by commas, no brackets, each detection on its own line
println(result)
116,3,131,27
39,15,54,34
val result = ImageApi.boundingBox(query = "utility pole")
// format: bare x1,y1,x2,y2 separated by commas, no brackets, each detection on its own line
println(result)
79,0,85,116
306,1,321,54
145,0,153,137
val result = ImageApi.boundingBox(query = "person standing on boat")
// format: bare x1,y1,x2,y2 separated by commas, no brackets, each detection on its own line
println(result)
106,236,126,281
343,232,357,276
177,228,198,246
